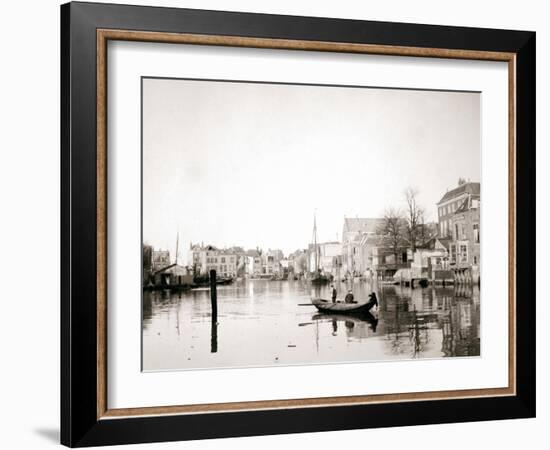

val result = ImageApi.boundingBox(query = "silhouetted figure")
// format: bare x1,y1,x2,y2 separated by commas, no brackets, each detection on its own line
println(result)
331,285,337,303
368,292,379,310
344,290,355,303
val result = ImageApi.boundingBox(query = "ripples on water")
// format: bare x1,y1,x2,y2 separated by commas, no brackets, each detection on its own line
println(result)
142,279,480,371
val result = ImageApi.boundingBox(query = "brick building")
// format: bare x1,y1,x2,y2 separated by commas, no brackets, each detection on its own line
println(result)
437,181,480,238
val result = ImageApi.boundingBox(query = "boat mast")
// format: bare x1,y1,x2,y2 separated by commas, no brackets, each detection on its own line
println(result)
312,212,318,272
175,230,179,265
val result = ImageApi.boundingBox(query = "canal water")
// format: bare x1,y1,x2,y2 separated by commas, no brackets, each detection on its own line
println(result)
142,280,480,371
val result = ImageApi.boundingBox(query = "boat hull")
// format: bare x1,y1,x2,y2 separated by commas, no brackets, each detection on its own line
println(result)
311,298,377,313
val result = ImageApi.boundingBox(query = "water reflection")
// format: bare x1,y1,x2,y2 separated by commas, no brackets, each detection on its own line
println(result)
142,279,480,371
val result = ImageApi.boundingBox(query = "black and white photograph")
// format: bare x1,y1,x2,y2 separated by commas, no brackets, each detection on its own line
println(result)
141,77,481,371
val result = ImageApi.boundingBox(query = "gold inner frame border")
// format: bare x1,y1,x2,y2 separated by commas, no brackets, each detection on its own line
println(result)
96,28,517,420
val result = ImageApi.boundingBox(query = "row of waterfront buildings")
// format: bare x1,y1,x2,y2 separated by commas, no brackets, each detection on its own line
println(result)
338,181,480,284
144,181,481,286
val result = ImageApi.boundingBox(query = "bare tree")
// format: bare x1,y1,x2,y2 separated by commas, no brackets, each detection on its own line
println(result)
417,210,432,247
379,207,404,264
404,187,424,253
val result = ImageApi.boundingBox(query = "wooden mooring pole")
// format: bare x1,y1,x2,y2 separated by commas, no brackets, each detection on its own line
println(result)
209,269,218,353
209,269,218,322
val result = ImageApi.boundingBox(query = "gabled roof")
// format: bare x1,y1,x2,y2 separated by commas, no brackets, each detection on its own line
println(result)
437,182,480,205
343,218,386,234
360,234,386,247
190,244,218,251
359,233,408,248
416,237,436,250
436,238,452,250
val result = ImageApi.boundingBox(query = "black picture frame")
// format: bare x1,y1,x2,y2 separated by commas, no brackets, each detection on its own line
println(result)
61,1,535,447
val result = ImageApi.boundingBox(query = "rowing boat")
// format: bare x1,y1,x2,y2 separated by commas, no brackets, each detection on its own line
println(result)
311,297,377,314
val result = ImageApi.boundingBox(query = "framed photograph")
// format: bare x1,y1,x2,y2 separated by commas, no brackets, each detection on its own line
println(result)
61,1,536,447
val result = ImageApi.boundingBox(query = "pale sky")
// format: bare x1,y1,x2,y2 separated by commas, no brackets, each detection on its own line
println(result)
142,78,480,262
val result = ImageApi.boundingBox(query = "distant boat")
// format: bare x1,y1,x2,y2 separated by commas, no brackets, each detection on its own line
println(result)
311,273,330,285
192,275,234,287
311,295,378,314
310,212,330,285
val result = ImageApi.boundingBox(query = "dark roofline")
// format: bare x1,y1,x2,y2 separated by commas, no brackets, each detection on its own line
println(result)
437,182,480,205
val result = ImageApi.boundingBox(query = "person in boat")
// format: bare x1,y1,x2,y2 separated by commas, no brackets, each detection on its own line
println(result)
344,289,355,303
368,292,379,309
331,285,337,303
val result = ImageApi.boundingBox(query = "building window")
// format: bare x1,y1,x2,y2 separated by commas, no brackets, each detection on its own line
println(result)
459,244,468,263
473,223,480,243
221,257,226,263
450,244,457,263
473,256,478,264
455,224,459,240
402,252,407,263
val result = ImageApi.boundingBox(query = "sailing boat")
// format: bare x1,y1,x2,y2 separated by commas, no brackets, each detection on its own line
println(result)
310,212,330,285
